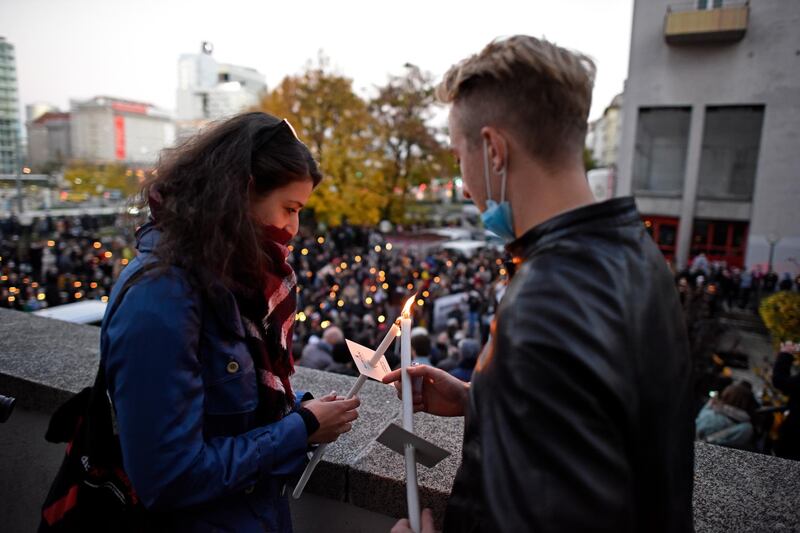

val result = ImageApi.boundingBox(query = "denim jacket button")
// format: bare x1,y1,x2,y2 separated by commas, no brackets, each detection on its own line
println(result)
244,484,255,494
226,361,240,374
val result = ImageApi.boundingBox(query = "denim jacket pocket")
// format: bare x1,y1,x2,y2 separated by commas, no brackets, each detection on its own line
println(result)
201,332,258,416
204,370,258,415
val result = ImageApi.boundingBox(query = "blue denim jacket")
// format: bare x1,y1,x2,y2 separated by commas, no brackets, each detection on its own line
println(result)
101,224,309,532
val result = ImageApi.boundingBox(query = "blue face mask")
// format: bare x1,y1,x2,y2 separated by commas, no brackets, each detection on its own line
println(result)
479,139,516,242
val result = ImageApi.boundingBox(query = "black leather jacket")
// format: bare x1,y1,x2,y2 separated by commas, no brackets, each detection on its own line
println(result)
444,197,694,532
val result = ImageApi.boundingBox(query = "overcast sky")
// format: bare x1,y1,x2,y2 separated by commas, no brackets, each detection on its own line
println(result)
1,0,633,124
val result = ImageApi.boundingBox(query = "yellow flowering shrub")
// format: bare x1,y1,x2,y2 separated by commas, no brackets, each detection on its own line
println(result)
759,291,800,348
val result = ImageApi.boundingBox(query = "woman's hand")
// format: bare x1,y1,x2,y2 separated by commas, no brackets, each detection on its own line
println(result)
303,392,360,444
382,365,469,417
391,508,436,533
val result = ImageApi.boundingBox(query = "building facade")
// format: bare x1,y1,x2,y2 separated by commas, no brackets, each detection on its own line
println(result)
616,0,800,273
587,92,624,169
27,111,71,169
69,97,174,166
176,42,267,138
0,37,20,174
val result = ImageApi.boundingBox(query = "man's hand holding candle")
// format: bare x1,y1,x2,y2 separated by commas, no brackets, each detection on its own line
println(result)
382,365,469,418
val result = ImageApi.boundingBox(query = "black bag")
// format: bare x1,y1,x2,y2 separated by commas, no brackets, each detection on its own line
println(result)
38,268,164,532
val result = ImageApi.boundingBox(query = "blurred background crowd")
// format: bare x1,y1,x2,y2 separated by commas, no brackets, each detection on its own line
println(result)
2,212,800,459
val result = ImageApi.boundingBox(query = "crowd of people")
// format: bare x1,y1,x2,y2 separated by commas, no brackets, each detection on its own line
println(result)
0,214,137,312
0,215,508,383
3,215,800,391
693,347,800,461
673,253,800,319
673,255,800,459
265,224,509,381
7,213,799,461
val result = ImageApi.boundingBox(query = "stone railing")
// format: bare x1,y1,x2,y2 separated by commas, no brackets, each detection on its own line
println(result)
1,308,799,532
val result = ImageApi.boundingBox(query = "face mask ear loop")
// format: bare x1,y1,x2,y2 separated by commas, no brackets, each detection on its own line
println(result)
498,137,508,204
483,139,493,202
500,166,508,204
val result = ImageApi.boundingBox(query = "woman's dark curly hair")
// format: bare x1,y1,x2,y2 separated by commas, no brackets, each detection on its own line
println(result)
141,112,322,293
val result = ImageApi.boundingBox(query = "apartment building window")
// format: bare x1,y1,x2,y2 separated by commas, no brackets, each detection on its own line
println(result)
697,0,724,9
633,107,691,194
697,105,764,200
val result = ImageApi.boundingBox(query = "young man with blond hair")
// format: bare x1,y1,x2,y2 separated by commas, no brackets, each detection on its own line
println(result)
386,35,693,532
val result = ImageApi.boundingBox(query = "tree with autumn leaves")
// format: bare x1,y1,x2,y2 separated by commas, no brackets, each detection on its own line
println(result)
257,57,454,227
63,161,141,197
370,63,455,222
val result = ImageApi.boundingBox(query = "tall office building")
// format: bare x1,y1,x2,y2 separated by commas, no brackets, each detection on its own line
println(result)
0,37,20,174
616,0,800,273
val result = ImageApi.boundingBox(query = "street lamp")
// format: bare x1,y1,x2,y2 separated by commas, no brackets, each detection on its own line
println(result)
766,233,780,273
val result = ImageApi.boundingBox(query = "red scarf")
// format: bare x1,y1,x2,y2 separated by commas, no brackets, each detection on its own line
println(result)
148,186,297,422
240,224,298,423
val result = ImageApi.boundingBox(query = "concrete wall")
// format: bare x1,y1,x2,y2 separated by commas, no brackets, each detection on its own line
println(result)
2,308,800,532
0,407,395,533
617,0,800,271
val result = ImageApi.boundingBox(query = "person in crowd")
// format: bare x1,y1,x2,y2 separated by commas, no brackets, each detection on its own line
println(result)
434,332,460,372
88,112,360,531
691,253,709,275
325,341,359,377
739,268,754,309
695,382,756,450
466,289,482,339
386,35,693,532
411,327,433,366
773,341,800,460
449,338,480,383
763,270,779,293
298,326,343,370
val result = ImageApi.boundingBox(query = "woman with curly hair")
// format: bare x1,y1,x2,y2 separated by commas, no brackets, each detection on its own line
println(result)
101,112,359,531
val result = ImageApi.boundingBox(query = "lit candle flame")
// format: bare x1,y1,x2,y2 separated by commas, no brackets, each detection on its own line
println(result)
401,294,417,318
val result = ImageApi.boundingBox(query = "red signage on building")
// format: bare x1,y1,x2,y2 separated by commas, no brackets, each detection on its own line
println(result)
114,116,126,160
111,101,148,115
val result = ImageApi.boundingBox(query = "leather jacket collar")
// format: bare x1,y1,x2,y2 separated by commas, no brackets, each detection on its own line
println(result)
507,197,640,261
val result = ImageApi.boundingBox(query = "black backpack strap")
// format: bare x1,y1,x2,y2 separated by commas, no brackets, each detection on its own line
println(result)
88,263,156,460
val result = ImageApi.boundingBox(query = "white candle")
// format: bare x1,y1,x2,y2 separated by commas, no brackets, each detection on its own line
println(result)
400,300,421,533
371,320,400,367
292,319,401,499
400,314,413,429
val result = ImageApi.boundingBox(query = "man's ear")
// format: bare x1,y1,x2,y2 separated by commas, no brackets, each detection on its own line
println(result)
481,126,507,173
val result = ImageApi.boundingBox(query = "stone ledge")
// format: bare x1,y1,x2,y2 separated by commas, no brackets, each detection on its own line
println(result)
1,308,799,531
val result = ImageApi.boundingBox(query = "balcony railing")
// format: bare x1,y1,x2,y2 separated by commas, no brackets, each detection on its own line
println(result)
665,1,749,44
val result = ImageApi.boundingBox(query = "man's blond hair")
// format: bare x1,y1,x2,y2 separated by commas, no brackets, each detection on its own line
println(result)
438,35,596,165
